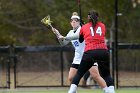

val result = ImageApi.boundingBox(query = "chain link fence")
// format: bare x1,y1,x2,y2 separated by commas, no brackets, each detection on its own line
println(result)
0,45,140,89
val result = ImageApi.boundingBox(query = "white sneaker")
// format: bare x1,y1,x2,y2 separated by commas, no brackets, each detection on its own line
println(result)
103,89,110,93
108,86,115,93
103,87,109,93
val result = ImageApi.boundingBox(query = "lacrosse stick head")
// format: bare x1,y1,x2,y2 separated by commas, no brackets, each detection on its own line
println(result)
41,15,53,26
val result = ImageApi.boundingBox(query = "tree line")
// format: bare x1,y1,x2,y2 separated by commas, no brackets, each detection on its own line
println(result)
0,0,140,46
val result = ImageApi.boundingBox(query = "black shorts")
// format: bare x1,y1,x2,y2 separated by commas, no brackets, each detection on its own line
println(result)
71,62,98,69
82,49,110,77
84,49,109,62
71,64,79,69
76,49,110,78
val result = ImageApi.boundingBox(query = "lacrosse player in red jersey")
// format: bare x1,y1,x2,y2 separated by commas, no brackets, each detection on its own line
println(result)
52,12,112,93
67,10,115,93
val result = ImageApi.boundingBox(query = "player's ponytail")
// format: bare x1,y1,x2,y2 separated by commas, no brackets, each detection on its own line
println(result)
88,10,99,28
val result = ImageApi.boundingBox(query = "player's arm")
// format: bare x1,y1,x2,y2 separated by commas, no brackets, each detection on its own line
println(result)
58,36,70,46
59,30,79,46
65,32,79,41
64,28,80,41
58,30,80,46
58,29,80,45
52,28,70,46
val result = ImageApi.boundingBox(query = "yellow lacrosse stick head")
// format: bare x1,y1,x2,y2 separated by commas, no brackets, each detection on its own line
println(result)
41,15,53,26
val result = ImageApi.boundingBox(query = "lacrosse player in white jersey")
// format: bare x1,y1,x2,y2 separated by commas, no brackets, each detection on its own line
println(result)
52,12,112,93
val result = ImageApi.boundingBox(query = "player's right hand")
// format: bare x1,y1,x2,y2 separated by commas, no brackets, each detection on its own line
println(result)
58,35,65,41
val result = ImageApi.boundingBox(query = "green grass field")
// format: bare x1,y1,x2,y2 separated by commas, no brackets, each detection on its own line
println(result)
0,88,140,93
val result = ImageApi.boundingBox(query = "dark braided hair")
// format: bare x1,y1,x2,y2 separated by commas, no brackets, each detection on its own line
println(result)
88,10,99,28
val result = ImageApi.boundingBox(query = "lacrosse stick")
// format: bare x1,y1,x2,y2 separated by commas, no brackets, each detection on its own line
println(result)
41,15,61,38
41,15,66,46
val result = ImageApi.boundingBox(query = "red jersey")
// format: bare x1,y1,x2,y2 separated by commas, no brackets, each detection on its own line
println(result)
80,21,108,52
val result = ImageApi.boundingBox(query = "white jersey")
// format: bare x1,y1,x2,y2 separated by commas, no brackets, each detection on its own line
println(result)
66,27,85,64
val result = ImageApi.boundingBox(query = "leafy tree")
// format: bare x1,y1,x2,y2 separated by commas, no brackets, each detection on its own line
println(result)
0,0,139,46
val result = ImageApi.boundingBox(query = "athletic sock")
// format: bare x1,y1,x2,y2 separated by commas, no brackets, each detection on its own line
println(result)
68,84,77,93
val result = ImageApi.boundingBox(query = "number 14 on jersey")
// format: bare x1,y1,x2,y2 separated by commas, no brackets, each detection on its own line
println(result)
90,26,102,36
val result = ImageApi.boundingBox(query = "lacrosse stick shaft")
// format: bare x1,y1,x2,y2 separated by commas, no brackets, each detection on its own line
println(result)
49,24,53,29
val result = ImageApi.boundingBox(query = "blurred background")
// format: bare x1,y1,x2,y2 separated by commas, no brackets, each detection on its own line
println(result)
0,0,140,89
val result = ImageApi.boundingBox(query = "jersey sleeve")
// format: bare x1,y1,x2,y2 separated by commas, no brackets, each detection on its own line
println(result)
65,29,80,40
58,29,79,46
58,38,70,46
